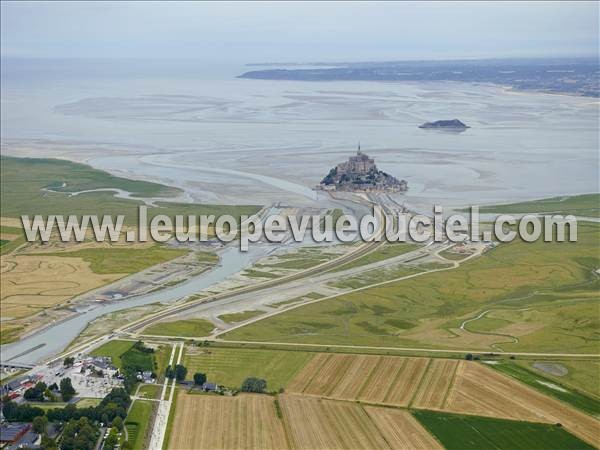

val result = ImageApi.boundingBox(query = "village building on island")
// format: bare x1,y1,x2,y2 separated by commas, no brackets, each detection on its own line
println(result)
317,145,408,192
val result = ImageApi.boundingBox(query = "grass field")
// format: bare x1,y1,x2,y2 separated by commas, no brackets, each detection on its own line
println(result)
167,393,288,450
0,324,24,344
35,246,187,274
471,193,600,218
0,156,260,226
90,340,135,369
184,346,313,391
224,223,600,354
256,246,345,271
137,384,161,399
121,345,155,372
517,359,600,398
125,399,154,450
76,398,102,408
154,344,174,381
329,266,422,289
26,401,69,410
26,397,100,410
90,339,154,372
413,410,595,450
490,361,600,417
0,225,25,256
331,242,420,272
142,319,215,337
218,310,263,323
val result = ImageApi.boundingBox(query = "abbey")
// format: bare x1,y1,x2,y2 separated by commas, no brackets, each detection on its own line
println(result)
318,146,408,192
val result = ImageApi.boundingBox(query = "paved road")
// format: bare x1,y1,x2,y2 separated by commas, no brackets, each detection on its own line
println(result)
213,339,600,358
148,341,183,450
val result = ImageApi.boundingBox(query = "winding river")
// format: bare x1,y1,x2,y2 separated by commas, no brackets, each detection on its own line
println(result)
0,244,273,365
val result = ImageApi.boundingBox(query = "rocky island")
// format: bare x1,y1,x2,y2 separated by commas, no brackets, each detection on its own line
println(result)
419,119,470,130
317,147,408,192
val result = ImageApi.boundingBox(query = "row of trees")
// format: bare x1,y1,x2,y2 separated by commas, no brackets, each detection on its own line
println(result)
2,387,131,426
23,378,75,403
241,377,267,393
165,364,187,381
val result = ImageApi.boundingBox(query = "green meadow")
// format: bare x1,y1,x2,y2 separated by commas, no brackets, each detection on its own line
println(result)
224,223,600,354
330,242,420,272
472,193,600,218
91,339,154,372
34,246,187,274
183,346,313,391
90,340,136,369
125,399,154,450
516,359,600,399
218,310,263,323
142,319,215,337
490,361,600,417
412,410,595,450
1,156,260,226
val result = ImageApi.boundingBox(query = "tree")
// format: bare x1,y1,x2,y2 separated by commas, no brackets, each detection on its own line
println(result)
174,364,187,382
24,381,47,401
105,428,119,449
111,416,124,431
44,387,57,402
165,365,174,379
41,433,58,450
193,372,207,386
32,415,48,434
2,399,44,422
241,377,267,393
63,356,75,367
60,377,77,402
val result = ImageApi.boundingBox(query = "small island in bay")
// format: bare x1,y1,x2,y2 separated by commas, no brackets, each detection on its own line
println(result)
317,146,408,192
419,119,470,130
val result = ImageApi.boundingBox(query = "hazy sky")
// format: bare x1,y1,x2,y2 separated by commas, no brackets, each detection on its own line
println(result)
1,1,598,61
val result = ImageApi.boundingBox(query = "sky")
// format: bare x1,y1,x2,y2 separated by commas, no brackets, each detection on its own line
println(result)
1,1,598,62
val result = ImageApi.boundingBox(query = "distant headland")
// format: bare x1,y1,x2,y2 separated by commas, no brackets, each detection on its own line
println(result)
317,146,407,193
238,57,599,98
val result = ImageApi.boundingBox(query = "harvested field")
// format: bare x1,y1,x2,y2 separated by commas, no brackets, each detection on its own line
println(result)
285,353,330,393
280,395,388,450
289,354,439,407
444,361,600,447
364,406,443,449
412,359,459,409
168,393,288,450
301,354,354,396
384,357,429,406
330,355,380,400
1,255,121,319
357,356,405,403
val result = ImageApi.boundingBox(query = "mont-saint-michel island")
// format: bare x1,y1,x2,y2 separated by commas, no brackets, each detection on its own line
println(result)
2,3,600,450
317,146,408,192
